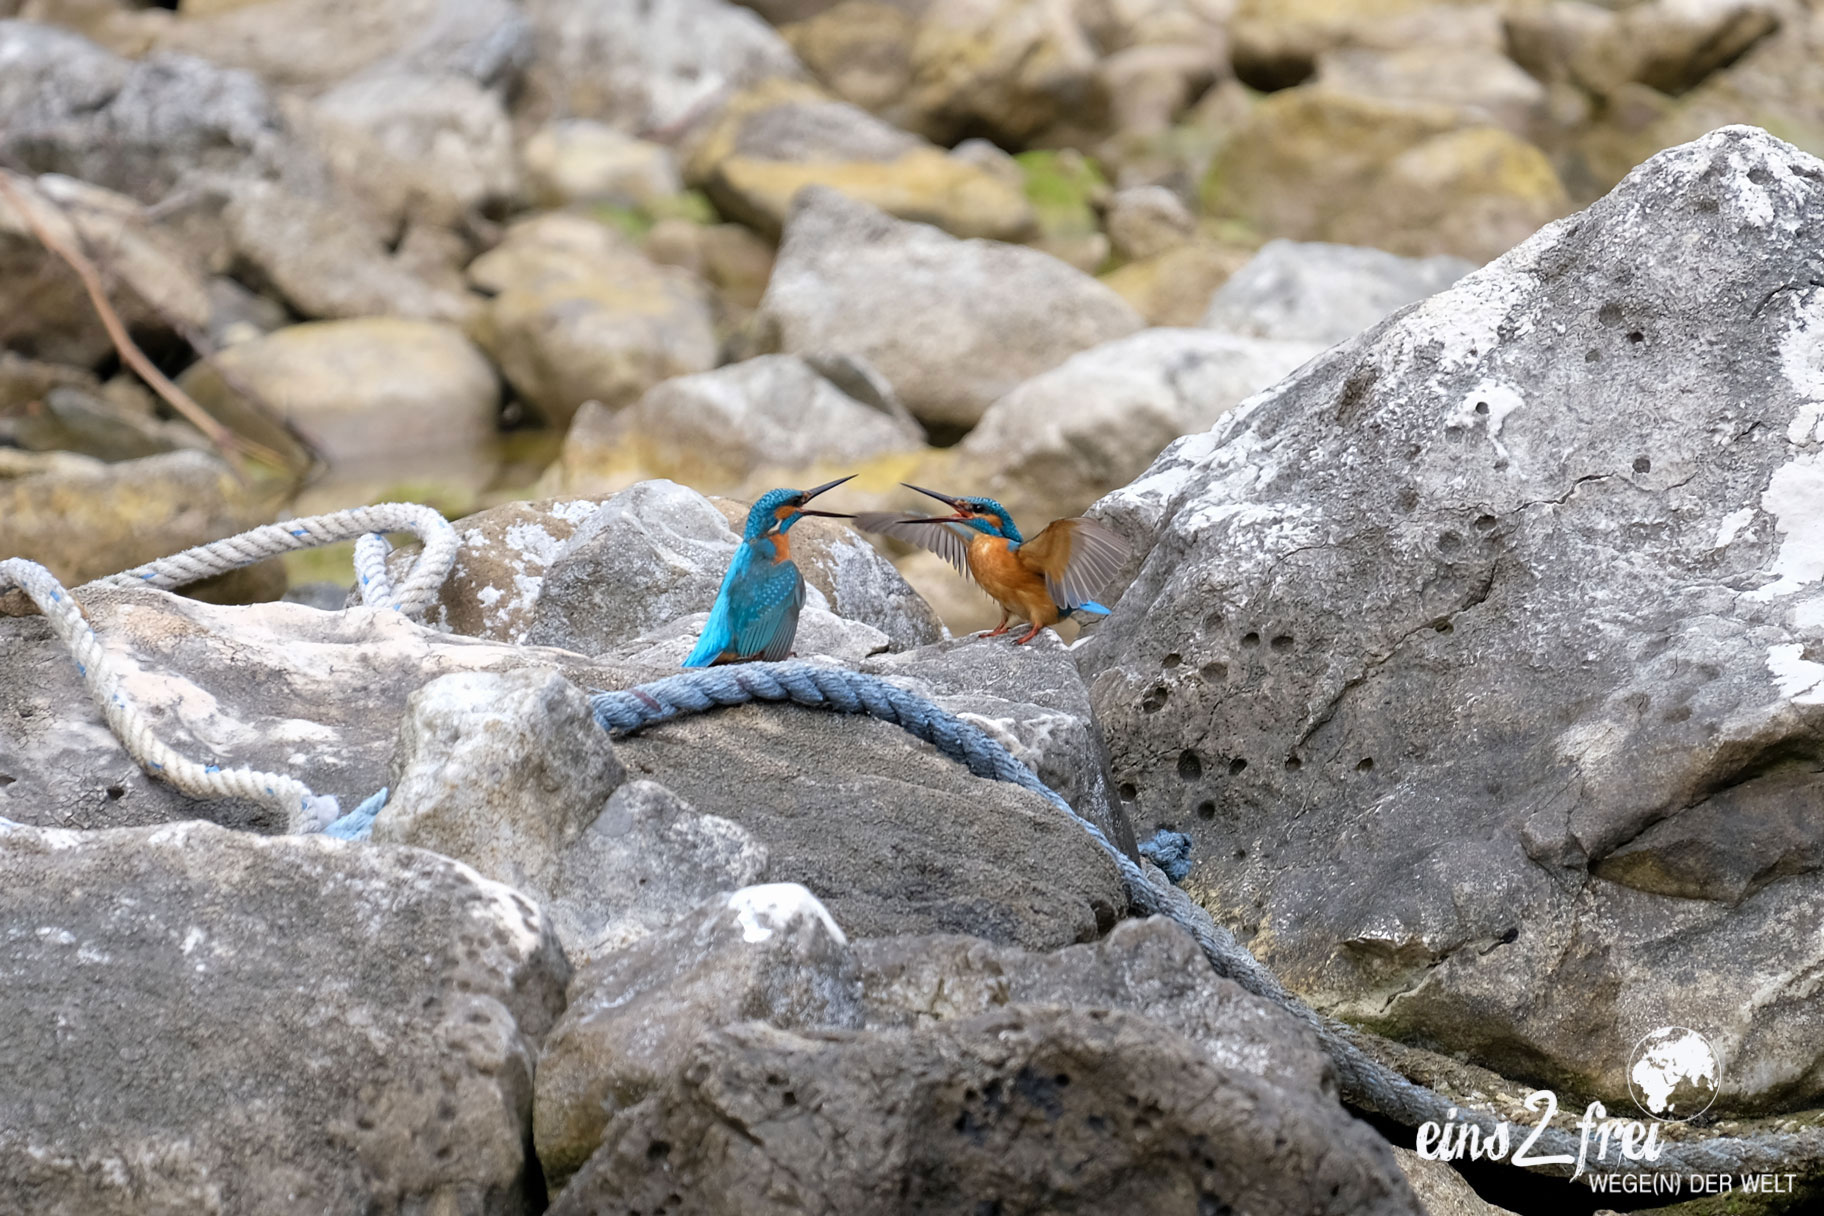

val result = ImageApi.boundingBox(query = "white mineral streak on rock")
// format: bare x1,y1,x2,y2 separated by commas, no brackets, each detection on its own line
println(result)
1444,379,1526,460
1380,261,1535,390
1765,642,1824,704
727,883,847,946
1793,598,1824,630
1781,294,1824,444
1746,454,1824,600
1712,507,1755,549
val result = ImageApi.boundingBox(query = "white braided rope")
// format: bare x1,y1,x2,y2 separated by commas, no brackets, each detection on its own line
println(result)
2,503,458,831
93,502,457,615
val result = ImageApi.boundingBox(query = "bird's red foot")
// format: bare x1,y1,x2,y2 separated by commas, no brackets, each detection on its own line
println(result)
1013,625,1045,645
977,626,1011,639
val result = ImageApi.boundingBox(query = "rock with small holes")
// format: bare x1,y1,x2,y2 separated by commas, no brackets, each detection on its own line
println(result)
1080,126,1824,1114
534,883,862,1190
0,817,569,1216
548,1005,1422,1216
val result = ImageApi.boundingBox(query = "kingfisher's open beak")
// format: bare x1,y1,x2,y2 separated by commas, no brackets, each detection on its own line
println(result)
902,482,964,509
899,483,972,522
791,474,857,518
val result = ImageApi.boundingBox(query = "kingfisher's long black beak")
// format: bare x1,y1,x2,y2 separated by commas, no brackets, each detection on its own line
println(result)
800,474,857,503
902,482,964,509
793,474,857,518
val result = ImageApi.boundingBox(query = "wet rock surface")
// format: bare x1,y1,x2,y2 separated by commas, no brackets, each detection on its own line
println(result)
1081,126,1824,1114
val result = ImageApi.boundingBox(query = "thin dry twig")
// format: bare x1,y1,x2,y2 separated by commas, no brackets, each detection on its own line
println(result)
0,172,292,475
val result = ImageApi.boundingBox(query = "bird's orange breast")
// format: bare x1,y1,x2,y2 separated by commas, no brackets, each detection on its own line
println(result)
968,534,1049,607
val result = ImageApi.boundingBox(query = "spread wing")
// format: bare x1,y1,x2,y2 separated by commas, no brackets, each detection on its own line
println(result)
854,512,974,580
1016,517,1130,610
729,555,806,662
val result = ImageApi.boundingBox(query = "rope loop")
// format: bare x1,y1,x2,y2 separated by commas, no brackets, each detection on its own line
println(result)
0,503,457,829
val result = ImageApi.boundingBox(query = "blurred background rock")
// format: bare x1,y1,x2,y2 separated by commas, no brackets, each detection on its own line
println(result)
1,0,1814,629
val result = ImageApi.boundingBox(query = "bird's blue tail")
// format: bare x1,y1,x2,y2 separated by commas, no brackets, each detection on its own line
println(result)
1062,600,1113,619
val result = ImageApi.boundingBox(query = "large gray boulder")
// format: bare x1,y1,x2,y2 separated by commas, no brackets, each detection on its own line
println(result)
854,917,1338,1097
535,883,862,1188
583,353,925,485
545,911,1428,1213
1080,126,1824,1114
754,187,1144,430
1201,238,1476,346
0,818,569,1216
610,692,1128,950
519,0,804,135
863,632,1132,856
958,327,1324,522
0,21,319,203
372,668,768,966
550,1007,1421,1215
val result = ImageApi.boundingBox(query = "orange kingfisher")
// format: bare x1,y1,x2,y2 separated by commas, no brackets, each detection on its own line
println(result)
858,484,1129,645
683,476,855,667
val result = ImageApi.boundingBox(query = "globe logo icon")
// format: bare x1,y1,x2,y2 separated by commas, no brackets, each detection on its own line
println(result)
1627,1027,1721,1122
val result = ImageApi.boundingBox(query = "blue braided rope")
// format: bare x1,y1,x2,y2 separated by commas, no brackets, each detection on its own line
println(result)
586,661,1819,1179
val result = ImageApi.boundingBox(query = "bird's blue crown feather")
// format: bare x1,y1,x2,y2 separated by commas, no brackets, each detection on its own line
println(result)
745,487,803,539
955,497,1022,544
